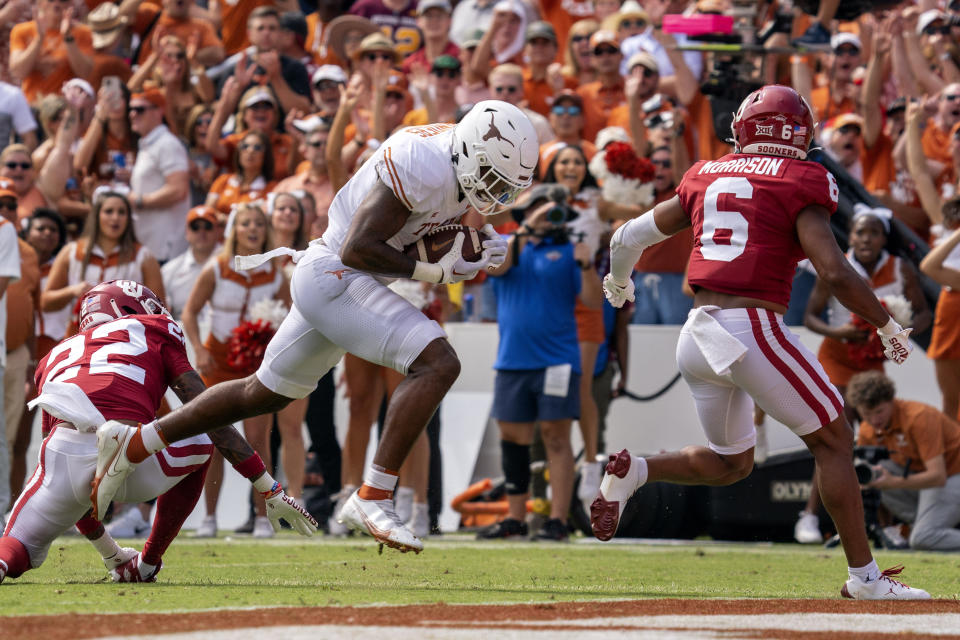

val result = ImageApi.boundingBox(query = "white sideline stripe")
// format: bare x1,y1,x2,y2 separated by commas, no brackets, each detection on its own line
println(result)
93,614,960,640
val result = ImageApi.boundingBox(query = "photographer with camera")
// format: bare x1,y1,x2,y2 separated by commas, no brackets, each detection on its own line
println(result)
477,183,602,541
847,371,960,551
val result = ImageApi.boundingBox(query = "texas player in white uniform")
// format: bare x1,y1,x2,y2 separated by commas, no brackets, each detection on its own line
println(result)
0,281,316,585
89,101,539,554
593,85,929,599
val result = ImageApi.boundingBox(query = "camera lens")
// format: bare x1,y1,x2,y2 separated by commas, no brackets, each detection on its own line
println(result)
854,460,875,485
546,206,566,224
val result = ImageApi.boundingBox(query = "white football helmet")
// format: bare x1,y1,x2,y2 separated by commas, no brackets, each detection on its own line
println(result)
453,101,537,215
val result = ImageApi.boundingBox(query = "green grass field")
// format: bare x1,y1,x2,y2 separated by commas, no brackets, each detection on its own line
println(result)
3,534,958,616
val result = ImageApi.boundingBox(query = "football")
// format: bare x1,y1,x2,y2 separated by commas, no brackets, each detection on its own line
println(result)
403,224,484,263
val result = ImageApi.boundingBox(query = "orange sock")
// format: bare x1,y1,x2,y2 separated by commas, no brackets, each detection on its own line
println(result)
126,429,148,464
357,485,394,501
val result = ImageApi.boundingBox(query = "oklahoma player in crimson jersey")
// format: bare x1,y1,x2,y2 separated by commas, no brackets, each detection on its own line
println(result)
595,85,929,599
0,281,315,585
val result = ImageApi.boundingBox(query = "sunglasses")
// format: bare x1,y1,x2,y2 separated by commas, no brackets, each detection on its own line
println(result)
129,105,156,115
433,69,460,78
635,67,657,78
385,91,405,100
620,19,646,29
0,199,16,210
189,220,214,232
924,24,951,35
837,124,861,136
650,158,671,168
493,85,518,94
4,161,31,170
363,52,394,62
314,80,342,90
239,142,265,151
163,51,187,61
571,34,593,44
834,45,860,56
196,117,213,126
593,46,619,56
305,139,326,148
944,94,960,102
551,104,582,116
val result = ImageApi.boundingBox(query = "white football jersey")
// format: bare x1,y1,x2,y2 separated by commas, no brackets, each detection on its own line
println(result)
322,124,469,254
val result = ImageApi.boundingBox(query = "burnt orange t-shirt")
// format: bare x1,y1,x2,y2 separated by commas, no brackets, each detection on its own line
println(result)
811,85,857,123
538,0,594,61
523,68,579,118
208,173,278,215
217,0,274,56
577,79,626,143
5,239,40,352
10,22,96,103
133,8,222,65
223,131,295,180
304,12,340,66
687,91,733,162
858,399,960,476
862,131,896,196
921,118,954,168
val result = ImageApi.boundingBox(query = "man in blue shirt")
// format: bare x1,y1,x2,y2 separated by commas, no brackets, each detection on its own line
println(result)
479,185,603,541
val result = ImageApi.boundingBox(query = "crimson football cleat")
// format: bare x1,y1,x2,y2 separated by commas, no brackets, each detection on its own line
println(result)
111,552,162,583
590,449,645,542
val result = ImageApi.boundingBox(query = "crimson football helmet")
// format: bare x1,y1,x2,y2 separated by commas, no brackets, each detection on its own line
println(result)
731,85,815,160
78,280,169,332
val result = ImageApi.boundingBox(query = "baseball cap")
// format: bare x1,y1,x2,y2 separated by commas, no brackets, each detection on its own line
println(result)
312,64,348,85
63,78,96,100
526,21,557,43
417,0,452,15
917,10,947,36
830,112,864,131
242,87,277,109
830,32,862,52
131,88,166,109
552,89,583,109
885,97,907,116
432,54,462,72
462,28,485,49
0,178,17,201
187,206,218,227
589,30,620,51
385,69,409,95
628,51,659,73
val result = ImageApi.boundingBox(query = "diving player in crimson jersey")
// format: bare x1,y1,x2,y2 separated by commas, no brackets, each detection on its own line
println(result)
595,85,929,599
0,281,316,585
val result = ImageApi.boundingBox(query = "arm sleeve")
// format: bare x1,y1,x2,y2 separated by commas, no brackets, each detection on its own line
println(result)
797,164,839,216
158,137,190,175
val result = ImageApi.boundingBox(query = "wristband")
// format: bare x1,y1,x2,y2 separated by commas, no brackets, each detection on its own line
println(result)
412,260,443,283
253,471,281,496
877,317,902,336
232,452,266,479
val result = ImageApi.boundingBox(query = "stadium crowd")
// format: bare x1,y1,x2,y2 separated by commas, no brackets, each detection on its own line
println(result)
2,0,960,550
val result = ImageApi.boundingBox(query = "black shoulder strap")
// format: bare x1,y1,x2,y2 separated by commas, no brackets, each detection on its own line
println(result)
132,9,164,66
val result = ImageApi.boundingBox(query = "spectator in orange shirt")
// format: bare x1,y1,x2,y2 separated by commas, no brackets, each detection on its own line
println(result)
920,84,960,177
206,130,278,216
537,0,595,57
522,21,578,118
539,90,596,178
304,0,345,65
561,19,599,86
128,0,225,68
402,56,463,126
274,124,333,237
823,113,866,182
809,33,862,123
9,0,94,103
207,83,295,181
576,30,626,144
402,0,460,75
209,0,294,57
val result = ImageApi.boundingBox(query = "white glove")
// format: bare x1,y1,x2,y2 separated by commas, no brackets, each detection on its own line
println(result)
436,233,492,283
602,273,635,308
264,488,318,536
878,321,913,365
480,223,508,269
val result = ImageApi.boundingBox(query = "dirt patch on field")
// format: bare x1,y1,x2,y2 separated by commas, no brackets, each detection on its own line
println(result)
7,599,960,640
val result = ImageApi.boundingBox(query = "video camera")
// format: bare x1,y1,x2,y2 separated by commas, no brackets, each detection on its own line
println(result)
853,445,890,485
